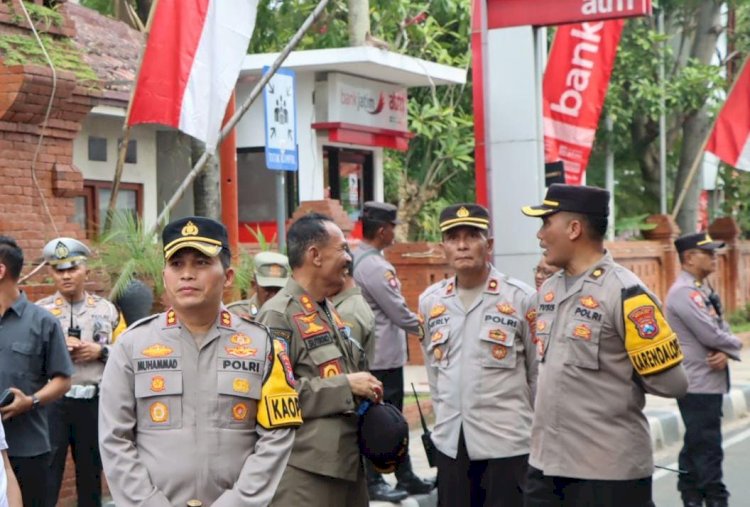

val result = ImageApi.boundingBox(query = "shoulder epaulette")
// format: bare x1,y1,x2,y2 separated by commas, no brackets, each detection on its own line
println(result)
502,275,535,296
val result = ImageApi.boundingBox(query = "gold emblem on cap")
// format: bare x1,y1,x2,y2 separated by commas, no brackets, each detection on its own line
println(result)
181,221,199,237
456,206,470,218
54,241,69,260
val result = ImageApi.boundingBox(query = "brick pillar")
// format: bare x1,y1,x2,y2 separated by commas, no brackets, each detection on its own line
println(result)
708,217,741,313
643,214,681,298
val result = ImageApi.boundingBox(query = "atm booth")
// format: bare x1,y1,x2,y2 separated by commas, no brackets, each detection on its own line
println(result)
233,46,466,242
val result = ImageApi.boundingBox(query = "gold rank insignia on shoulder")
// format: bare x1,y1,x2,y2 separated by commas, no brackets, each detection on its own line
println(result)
487,279,499,292
181,220,199,236
142,344,173,358
87,296,96,307
166,309,177,327
299,295,315,313
445,282,455,296
496,303,516,315
590,267,605,280
55,297,63,306
220,311,232,327
543,291,554,303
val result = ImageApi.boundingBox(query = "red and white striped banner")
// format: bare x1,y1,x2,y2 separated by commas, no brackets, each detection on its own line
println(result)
543,20,624,184
129,0,259,152
706,59,750,171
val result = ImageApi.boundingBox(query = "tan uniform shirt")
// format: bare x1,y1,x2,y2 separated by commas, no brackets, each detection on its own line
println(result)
99,308,294,507
258,279,364,481
418,266,537,460
665,271,742,394
331,286,375,368
531,252,688,480
227,294,260,321
37,291,119,387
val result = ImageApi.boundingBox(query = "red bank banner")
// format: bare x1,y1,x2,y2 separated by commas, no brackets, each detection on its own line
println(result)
487,0,651,29
543,20,624,184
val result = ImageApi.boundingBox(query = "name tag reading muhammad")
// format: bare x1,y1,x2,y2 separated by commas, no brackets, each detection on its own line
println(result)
264,393,302,427
222,359,263,373
137,358,180,372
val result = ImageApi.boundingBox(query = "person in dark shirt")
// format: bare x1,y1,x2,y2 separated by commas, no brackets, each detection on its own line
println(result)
0,236,73,507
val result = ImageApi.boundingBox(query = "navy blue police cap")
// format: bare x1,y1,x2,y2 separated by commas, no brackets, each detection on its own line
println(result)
162,216,230,260
522,184,610,218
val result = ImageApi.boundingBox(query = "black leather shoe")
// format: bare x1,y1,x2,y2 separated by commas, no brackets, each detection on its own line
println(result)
368,482,409,503
682,500,702,507
705,499,728,507
395,472,436,495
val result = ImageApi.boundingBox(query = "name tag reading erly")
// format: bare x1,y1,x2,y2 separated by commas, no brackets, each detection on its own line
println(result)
257,339,303,429
622,286,684,376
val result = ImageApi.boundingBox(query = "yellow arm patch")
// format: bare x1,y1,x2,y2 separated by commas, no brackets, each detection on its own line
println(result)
112,312,127,343
622,287,683,376
257,339,302,429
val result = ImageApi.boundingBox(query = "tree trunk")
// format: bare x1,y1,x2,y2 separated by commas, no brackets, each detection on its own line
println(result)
191,138,221,219
673,0,722,232
347,0,370,46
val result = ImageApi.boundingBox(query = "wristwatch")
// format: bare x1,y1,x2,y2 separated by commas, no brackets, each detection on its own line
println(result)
30,394,40,410
99,345,110,363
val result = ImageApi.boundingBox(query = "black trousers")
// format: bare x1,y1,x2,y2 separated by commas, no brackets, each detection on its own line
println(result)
436,429,527,507
524,466,655,507
9,453,50,507
677,393,728,503
47,397,102,507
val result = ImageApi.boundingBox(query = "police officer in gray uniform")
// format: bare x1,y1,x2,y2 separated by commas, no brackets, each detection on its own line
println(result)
99,217,300,507
352,202,434,501
521,184,688,507
665,232,743,507
37,238,122,507
419,204,537,507
227,252,290,320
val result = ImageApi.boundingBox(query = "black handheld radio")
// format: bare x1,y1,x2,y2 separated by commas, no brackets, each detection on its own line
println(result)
411,382,436,468
68,304,81,339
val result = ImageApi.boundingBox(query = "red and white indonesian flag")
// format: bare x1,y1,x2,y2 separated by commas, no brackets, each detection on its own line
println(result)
128,0,259,152
706,60,750,171
543,20,624,184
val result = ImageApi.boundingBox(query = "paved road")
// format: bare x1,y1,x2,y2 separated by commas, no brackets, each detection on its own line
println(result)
653,417,750,506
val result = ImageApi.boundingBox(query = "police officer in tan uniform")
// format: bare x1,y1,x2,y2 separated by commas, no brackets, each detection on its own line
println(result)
352,202,433,501
258,213,383,507
227,252,290,320
419,204,536,507
521,184,688,507
666,233,743,507
36,238,122,507
99,217,300,507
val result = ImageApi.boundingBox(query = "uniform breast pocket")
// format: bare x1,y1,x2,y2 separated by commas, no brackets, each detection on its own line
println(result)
11,341,41,375
217,371,261,429
308,344,346,378
478,327,517,369
426,327,450,369
564,320,601,370
135,370,183,430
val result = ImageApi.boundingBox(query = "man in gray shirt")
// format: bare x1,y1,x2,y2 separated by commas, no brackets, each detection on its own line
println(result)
352,202,433,501
0,236,73,507
665,232,742,507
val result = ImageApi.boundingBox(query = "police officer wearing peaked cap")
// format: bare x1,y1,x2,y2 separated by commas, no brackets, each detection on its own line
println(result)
227,251,290,320
521,184,689,507
666,232,742,507
36,237,123,507
419,203,537,507
353,201,434,501
99,216,300,507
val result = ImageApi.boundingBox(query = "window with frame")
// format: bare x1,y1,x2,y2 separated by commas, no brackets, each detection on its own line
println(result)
72,180,143,238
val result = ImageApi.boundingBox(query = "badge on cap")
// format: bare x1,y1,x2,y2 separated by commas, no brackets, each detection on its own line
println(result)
54,241,69,260
181,221,199,236
457,206,470,218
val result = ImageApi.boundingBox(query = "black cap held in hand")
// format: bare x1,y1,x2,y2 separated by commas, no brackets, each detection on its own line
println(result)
358,401,409,473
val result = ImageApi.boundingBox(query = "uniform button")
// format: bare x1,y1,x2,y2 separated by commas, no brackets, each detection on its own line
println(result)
346,398,352,404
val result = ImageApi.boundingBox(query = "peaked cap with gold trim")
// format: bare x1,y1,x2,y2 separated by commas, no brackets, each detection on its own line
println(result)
674,232,725,254
162,216,229,260
43,238,91,270
439,203,490,233
521,183,609,218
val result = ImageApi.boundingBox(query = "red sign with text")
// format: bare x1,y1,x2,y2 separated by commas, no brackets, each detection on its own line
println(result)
543,20,624,184
487,0,651,29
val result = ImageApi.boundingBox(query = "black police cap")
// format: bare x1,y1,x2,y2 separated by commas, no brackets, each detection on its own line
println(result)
439,203,490,233
358,401,409,473
162,216,230,260
522,184,610,218
674,232,725,254
361,201,402,225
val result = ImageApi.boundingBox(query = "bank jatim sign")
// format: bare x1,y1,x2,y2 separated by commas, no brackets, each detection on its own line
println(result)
486,0,651,29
